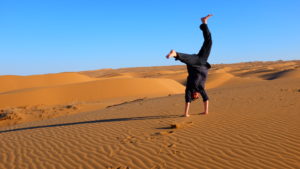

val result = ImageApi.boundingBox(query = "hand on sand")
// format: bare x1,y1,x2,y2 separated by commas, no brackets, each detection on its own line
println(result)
201,14,213,24
200,112,208,115
181,114,190,117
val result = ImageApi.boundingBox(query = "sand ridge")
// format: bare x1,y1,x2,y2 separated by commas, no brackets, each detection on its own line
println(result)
1,60,299,126
0,78,299,168
0,77,184,126
0,72,97,93
0,78,184,108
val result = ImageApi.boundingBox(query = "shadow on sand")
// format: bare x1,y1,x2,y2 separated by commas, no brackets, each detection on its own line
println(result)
0,115,180,134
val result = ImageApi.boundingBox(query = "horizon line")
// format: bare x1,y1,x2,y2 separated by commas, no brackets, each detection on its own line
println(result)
1,59,299,76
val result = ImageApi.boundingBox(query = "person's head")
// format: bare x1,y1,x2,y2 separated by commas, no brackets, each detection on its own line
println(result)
192,92,200,100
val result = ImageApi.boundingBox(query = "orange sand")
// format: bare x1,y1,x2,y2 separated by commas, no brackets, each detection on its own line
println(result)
0,60,299,169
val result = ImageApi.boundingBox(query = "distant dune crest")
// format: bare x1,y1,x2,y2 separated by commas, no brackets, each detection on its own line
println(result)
0,60,299,126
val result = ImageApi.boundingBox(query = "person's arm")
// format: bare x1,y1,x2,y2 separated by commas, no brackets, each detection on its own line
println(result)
184,102,190,117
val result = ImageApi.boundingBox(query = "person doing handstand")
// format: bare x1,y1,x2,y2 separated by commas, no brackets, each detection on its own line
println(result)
166,14,213,117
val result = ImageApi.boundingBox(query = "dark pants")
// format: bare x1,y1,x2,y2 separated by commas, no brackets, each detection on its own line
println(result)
175,24,212,102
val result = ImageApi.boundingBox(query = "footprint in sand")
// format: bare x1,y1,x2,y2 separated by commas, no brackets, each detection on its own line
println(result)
119,136,138,144
155,131,175,136
152,121,193,136
170,121,193,129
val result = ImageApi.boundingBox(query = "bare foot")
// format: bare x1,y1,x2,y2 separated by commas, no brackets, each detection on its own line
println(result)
200,112,208,115
201,14,213,24
166,50,177,59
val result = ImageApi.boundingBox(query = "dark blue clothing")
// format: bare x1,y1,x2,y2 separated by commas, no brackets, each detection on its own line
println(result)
185,65,209,102
175,24,212,102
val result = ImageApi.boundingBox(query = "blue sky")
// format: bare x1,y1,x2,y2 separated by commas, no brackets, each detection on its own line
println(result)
1,0,300,75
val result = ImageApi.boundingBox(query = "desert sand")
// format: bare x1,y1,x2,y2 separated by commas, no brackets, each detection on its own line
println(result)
0,60,300,169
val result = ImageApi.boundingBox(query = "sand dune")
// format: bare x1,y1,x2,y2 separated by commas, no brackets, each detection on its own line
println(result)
261,68,300,80
224,61,299,80
0,77,184,126
206,68,235,89
0,78,299,169
0,60,300,169
0,72,96,93
0,78,184,109
1,60,299,125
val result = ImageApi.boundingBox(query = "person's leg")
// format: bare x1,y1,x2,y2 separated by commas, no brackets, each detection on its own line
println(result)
166,50,199,66
166,15,213,66
197,15,213,62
